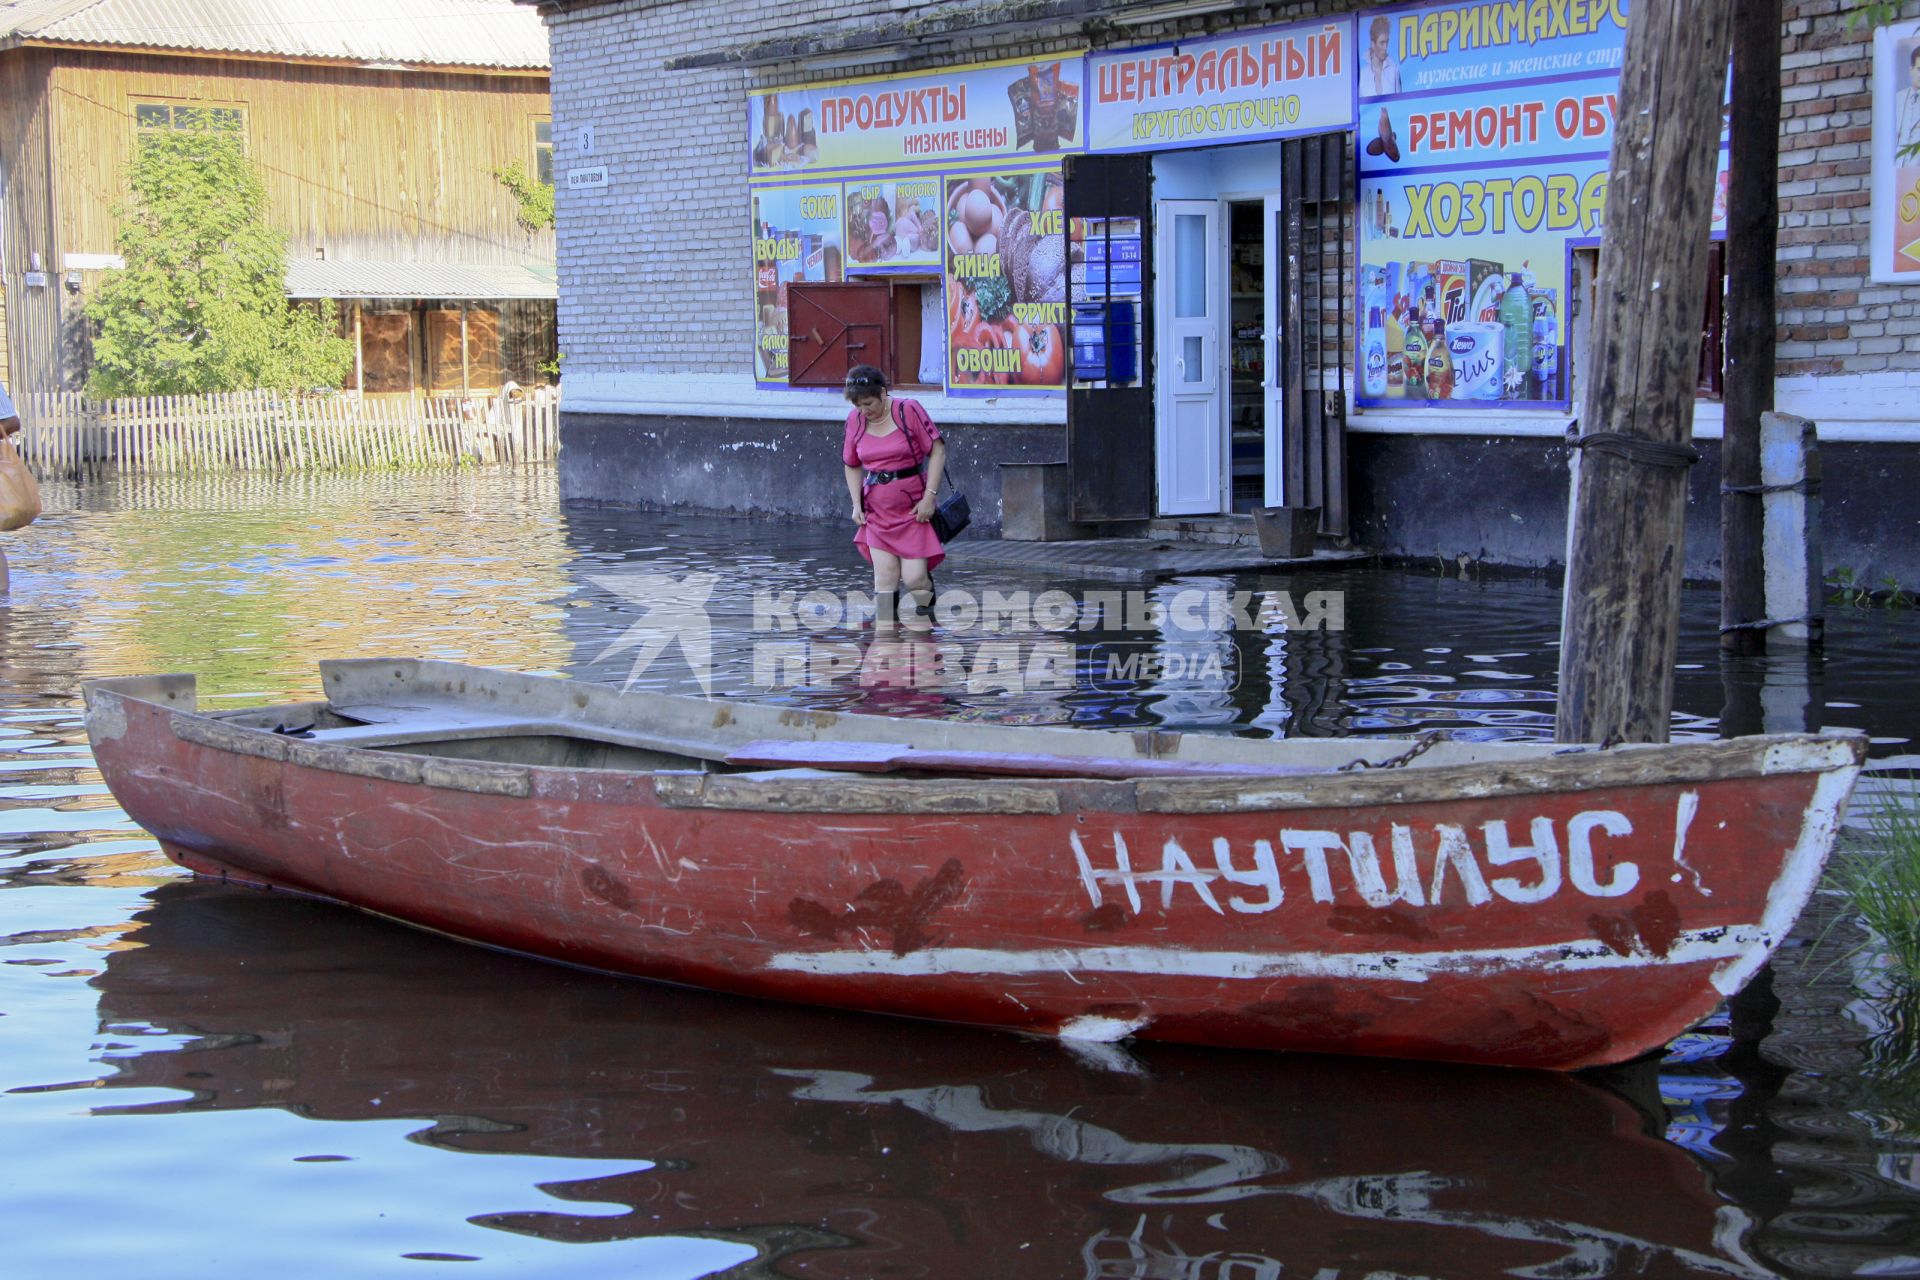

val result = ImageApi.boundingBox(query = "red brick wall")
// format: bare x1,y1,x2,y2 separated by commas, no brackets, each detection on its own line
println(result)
1775,0,1920,377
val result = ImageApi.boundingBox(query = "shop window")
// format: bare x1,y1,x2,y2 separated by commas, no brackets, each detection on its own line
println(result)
787,280,940,390
1067,216,1144,389
1565,242,1727,406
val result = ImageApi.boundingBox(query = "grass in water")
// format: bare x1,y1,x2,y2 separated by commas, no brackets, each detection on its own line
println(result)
1839,782,1920,985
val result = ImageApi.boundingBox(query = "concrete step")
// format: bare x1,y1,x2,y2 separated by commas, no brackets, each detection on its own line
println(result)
944,539,1371,583
1142,516,1262,547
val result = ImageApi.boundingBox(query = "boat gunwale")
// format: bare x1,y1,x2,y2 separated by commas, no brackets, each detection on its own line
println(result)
82,665,1869,817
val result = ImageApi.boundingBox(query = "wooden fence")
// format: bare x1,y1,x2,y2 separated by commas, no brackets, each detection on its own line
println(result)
13,389,560,476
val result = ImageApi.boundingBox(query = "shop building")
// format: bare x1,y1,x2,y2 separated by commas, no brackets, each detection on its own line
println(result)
527,0,1920,585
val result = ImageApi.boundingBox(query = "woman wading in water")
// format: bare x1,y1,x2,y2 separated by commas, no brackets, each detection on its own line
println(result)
841,365,945,628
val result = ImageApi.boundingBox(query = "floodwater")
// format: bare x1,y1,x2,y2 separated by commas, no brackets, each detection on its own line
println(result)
3,467,1918,1278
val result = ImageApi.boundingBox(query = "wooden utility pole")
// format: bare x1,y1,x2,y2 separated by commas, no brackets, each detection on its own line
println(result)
1721,0,1781,655
1556,0,1735,744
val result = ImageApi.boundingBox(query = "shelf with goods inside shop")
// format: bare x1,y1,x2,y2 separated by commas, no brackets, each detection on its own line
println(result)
1229,205,1266,514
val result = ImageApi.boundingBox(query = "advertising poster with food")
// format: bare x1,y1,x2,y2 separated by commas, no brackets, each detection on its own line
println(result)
1085,18,1356,153
1870,21,1920,282
844,177,944,271
945,171,1069,392
750,185,846,387
1355,0,1727,410
747,57,1083,176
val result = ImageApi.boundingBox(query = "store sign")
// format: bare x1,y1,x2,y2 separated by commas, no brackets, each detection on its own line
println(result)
1354,0,1726,410
748,56,1084,176
1086,18,1357,153
751,184,848,387
945,171,1069,391
844,177,945,271
1870,20,1920,282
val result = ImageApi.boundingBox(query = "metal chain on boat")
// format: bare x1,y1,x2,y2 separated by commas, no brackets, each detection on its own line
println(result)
1338,730,1444,773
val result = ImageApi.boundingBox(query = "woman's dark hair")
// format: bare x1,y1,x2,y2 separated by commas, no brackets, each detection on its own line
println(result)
844,365,889,401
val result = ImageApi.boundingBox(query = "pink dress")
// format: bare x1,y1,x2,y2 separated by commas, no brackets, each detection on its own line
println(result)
843,398,945,569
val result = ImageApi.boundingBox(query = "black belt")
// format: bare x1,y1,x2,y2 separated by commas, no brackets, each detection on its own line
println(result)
864,462,924,486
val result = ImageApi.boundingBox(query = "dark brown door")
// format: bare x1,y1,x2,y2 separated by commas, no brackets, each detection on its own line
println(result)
1064,152,1154,523
1276,133,1350,536
788,283,892,387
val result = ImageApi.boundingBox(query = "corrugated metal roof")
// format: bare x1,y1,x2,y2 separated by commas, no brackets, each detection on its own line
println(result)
287,259,557,300
0,0,548,69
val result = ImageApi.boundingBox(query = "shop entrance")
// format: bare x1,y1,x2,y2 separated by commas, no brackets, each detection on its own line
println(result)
1146,133,1343,521
1151,191,1285,516
1065,133,1348,532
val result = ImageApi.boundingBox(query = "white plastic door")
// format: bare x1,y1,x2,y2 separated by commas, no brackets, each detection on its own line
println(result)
1154,200,1223,516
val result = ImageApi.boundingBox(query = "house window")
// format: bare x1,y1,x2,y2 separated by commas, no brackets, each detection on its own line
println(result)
135,100,247,145
534,119,553,186
426,307,504,393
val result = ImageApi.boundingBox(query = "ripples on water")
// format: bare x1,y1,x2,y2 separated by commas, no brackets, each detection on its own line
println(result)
2,468,1918,1277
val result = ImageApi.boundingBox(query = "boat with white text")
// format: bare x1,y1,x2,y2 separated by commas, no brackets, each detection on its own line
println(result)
83,658,1863,1070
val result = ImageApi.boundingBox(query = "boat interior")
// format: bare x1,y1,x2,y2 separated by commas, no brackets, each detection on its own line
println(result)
214,702,753,774
86,658,1701,784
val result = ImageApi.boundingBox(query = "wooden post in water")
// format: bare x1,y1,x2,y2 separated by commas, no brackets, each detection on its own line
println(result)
1720,0,1780,655
1556,0,1734,745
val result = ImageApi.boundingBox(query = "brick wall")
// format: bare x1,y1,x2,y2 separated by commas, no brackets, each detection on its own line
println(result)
1776,0,1920,377
544,0,1092,379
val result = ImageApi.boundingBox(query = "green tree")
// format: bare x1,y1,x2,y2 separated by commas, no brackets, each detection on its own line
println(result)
494,160,555,231
86,130,354,397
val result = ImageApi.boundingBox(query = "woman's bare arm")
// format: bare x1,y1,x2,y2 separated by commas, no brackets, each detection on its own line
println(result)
845,464,867,524
915,439,947,521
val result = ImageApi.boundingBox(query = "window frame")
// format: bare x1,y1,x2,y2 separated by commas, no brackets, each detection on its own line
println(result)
533,116,554,187
1695,238,1728,401
1565,239,1728,409
131,96,251,150
785,278,942,391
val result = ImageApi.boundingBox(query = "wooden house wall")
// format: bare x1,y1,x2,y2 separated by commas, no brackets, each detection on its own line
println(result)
49,52,554,267
0,50,61,392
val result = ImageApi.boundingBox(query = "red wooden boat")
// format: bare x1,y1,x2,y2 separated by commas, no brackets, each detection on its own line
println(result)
83,658,1864,1071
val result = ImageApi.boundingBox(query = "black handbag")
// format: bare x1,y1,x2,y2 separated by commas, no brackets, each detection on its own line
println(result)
892,400,971,543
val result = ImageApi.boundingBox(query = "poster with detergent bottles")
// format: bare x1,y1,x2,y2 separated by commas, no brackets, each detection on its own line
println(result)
1355,0,1730,410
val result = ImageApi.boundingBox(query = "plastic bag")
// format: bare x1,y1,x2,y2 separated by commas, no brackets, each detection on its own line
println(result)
0,435,42,531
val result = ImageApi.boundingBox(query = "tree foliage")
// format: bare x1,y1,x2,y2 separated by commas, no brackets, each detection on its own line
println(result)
494,160,556,231
86,130,354,397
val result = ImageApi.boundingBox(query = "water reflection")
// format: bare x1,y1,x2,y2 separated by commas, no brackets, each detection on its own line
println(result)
92,881,1775,1279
